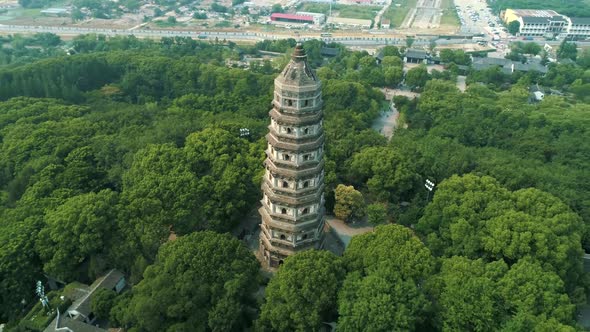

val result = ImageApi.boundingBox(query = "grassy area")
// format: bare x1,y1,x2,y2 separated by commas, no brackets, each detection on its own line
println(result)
18,291,72,332
382,0,417,28
0,5,51,22
16,8,42,17
298,3,381,20
5,7,42,19
338,5,382,20
297,3,331,14
440,0,460,27
154,20,186,28
214,20,232,28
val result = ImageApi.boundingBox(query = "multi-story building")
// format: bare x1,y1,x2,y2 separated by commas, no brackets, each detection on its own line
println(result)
270,13,316,25
503,9,568,37
295,11,326,25
568,17,590,39
503,9,590,39
259,44,325,268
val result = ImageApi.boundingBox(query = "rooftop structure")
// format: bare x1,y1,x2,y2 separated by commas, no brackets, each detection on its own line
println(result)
67,269,125,323
320,47,340,57
341,0,373,4
472,57,548,74
327,16,372,28
404,48,429,63
504,9,561,19
295,11,326,24
40,8,69,16
270,13,315,24
44,270,125,332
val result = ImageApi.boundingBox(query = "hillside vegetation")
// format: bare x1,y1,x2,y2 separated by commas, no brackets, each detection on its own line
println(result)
1,34,589,331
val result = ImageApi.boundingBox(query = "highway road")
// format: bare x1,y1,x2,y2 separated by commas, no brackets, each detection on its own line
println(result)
0,23,448,47
0,23,586,48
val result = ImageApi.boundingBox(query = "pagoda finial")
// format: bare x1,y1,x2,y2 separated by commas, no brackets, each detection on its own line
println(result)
292,43,306,61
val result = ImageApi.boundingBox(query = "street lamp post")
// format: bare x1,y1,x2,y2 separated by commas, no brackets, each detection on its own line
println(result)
239,128,250,137
425,179,435,202
35,280,50,311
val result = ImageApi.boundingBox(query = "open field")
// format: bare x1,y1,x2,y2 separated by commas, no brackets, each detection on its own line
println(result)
382,0,417,28
440,0,459,27
338,4,382,19
0,0,72,22
0,7,40,21
297,3,331,14
298,3,382,20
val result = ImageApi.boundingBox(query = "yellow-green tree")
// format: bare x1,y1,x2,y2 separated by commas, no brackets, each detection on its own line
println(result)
333,184,366,222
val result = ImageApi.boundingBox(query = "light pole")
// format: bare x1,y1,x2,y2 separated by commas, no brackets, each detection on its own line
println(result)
36,280,50,311
239,128,250,137
425,179,435,202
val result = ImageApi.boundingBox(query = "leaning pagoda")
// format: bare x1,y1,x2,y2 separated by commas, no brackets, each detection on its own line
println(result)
259,44,325,267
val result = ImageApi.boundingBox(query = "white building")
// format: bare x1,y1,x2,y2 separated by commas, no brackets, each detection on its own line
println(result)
568,17,590,39
327,16,372,28
518,15,568,37
295,11,326,24
503,9,590,39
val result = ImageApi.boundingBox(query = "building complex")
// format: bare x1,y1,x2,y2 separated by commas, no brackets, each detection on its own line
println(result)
503,9,590,39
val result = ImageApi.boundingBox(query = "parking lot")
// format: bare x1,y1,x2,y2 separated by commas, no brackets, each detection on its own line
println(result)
453,0,514,54
454,0,501,35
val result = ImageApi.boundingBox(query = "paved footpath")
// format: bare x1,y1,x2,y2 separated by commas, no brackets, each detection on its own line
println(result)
326,217,373,247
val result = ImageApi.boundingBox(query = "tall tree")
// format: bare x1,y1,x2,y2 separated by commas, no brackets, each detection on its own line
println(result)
338,270,429,332
417,174,584,289
333,184,366,222
557,40,578,61
0,215,44,322
36,189,120,281
257,250,345,331
508,20,520,35
343,224,434,282
405,65,430,89
114,231,259,332
498,259,575,325
428,257,507,331
339,224,434,330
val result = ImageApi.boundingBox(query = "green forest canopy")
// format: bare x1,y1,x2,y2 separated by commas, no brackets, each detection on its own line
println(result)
0,34,589,331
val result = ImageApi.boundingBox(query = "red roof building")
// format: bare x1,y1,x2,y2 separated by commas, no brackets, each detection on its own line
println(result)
270,13,315,24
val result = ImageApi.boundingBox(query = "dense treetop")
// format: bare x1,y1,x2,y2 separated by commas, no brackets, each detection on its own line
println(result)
111,231,260,332
257,250,344,332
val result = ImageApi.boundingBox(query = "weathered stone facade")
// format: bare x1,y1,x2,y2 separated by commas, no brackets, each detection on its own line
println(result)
259,44,325,267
